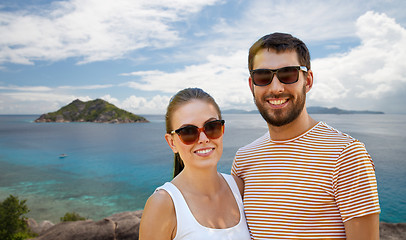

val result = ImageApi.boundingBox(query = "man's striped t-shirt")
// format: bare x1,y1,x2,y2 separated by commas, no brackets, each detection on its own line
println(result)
231,121,380,239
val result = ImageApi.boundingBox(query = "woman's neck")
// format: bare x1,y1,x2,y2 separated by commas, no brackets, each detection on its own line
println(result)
172,167,222,196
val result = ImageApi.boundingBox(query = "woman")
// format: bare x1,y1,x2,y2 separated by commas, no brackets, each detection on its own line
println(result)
139,88,250,240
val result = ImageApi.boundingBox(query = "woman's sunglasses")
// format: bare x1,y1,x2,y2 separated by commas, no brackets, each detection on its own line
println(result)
250,66,308,86
171,120,225,145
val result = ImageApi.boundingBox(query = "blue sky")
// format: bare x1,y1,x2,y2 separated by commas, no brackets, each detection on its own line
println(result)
1,0,406,115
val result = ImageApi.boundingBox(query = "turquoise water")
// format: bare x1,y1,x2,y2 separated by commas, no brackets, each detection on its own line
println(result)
0,114,405,223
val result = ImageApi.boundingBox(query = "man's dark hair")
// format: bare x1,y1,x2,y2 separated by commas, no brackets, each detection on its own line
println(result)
248,32,311,71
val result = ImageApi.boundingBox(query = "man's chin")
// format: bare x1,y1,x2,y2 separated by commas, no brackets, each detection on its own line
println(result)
259,107,304,127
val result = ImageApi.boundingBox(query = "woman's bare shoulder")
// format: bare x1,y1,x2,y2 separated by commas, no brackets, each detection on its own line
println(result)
143,188,175,219
139,189,176,239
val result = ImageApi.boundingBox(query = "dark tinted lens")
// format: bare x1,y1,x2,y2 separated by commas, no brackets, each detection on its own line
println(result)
252,69,273,86
204,120,224,139
177,126,199,144
277,67,299,84
175,120,224,145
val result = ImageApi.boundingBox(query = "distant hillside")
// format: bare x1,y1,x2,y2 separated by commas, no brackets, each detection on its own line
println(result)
307,106,384,114
222,109,259,114
223,107,384,114
35,99,148,123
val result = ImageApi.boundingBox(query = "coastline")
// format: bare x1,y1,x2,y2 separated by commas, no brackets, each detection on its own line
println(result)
1,114,405,234
3,188,403,239
27,211,406,240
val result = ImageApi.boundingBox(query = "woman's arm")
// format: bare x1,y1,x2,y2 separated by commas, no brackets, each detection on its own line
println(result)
139,189,177,240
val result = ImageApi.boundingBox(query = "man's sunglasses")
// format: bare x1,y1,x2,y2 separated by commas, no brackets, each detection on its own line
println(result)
250,66,308,86
171,120,225,145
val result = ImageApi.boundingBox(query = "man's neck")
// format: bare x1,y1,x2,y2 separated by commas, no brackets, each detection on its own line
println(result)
267,108,318,141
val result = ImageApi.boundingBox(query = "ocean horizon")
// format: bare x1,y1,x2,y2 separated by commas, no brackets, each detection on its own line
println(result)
0,113,405,223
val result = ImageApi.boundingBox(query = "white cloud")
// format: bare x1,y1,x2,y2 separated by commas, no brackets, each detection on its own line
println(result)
120,70,165,77
118,10,406,114
0,91,92,114
122,50,254,111
101,94,120,106
93,94,171,114
209,0,360,47
58,84,114,90
122,95,148,109
170,0,406,68
0,83,172,114
1,1,406,114
309,11,406,112
120,95,170,114
0,85,53,91
0,0,222,65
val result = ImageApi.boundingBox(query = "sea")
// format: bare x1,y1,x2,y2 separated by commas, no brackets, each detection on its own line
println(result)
0,113,405,223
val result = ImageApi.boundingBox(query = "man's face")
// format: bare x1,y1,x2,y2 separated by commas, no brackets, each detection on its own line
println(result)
250,49,311,127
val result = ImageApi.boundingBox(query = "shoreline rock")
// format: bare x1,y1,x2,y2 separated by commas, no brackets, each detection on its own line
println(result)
28,211,405,240
29,210,143,240
380,222,406,240
27,218,55,236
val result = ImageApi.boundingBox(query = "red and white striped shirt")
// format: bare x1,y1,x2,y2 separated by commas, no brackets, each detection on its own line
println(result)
231,122,380,239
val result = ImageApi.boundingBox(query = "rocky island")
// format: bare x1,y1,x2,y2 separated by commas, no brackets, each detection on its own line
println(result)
35,99,148,123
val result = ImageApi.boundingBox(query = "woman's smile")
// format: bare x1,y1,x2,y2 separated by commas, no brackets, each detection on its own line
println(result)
194,147,215,157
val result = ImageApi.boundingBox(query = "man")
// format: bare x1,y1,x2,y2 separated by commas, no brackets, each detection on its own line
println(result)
231,33,380,239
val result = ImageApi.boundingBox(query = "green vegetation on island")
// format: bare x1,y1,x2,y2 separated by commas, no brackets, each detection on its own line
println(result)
35,99,148,123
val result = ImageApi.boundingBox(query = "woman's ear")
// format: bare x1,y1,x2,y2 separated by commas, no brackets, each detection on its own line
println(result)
165,133,178,153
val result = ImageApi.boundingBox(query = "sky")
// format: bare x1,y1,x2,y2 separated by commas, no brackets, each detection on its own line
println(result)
1,0,406,115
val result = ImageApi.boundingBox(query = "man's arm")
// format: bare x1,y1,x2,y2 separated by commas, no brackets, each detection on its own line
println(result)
232,175,244,197
344,213,380,240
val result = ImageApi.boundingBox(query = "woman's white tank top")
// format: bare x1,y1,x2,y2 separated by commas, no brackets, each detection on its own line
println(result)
156,173,251,240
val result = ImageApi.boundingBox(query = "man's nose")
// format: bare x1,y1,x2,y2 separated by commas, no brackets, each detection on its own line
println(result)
268,74,285,93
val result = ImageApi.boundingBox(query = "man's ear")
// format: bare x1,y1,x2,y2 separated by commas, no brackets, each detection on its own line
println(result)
305,69,314,93
165,133,178,153
249,76,254,93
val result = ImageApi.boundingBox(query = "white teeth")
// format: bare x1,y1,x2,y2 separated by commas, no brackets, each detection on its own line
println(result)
269,99,287,105
196,149,212,154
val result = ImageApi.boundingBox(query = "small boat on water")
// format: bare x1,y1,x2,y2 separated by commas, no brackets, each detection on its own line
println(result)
59,154,68,158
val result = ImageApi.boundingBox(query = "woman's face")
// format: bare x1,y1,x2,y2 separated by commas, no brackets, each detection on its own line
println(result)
165,99,223,171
